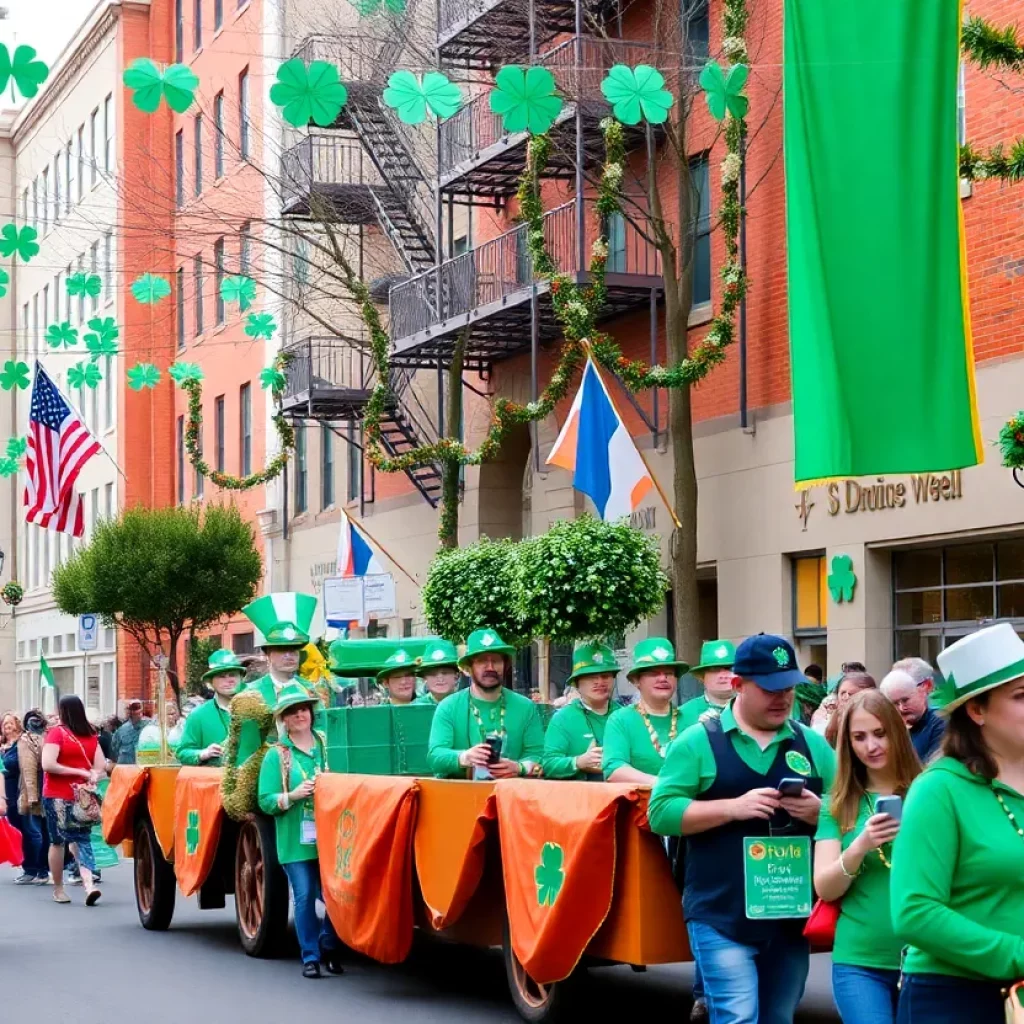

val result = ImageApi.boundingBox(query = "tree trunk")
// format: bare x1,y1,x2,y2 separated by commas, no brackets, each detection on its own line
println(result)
439,330,467,550
166,628,182,709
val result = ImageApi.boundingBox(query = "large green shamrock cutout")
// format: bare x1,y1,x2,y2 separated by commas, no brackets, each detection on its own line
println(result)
122,58,199,114
601,64,674,126
0,457,18,478
827,554,857,604
127,363,161,391
67,361,103,390
489,66,563,135
259,366,287,392
131,274,171,304
66,272,102,298
45,322,79,349
0,361,30,391
220,275,257,312
270,59,348,128
168,361,204,386
0,45,49,102
0,224,39,262
0,267,9,298
244,313,278,340
84,318,119,360
186,810,200,856
383,70,462,125
698,61,749,122
534,842,564,907
6,437,27,460
351,0,406,16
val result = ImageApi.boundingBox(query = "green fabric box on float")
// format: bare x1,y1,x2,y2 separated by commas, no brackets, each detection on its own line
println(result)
325,705,436,775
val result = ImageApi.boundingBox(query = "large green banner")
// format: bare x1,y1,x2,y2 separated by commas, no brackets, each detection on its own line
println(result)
785,0,982,485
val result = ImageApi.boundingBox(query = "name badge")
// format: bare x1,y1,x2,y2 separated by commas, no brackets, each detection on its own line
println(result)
471,766,494,781
743,836,812,919
300,805,317,845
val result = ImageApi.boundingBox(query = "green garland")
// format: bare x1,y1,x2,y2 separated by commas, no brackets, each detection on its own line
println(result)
962,15,1024,72
960,139,1024,182
182,349,295,490
998,411,1024,470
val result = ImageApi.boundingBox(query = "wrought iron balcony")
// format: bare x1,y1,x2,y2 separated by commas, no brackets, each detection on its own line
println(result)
388,198,662,368
281,136,384,220
282,336,376,420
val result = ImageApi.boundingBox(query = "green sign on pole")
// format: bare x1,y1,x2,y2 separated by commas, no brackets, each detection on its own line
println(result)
743,836,813,919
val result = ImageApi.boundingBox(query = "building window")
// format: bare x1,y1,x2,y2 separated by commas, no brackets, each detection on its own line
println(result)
53,274,60,321
957,62,967,147
76,127,84,200
175,130,184,208
41,167,49,233
31,177,37,228
193,254,204,335
104,93,114,173
238,68,250,159
31,294,38,357
214,92,224,178
64,263,72,321
89,108,99,186
294,425,307,514
104,482,114,520
321,424,334,509
20,186,27,225
104,232,113,303
690,155,711,307
347,424,359,501
193,114,203,195
232,632,255,655
214,237,225,325
293,236,309,288
607,212,626,273
54,154,61,222
214,395,225,471
77,254,86,323
65,144,74,212
177,416,185,504
239,383,251,476
793,554,827,634
175,0,183,62
686,0,710,61
42,285,49,334
239,221,251,273
194,0,202,51
176,266,186,350
89,241,100,311
103,354,114,429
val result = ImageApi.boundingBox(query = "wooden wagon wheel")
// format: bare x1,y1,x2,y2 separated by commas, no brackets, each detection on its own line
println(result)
234,814,289,958
502,918,581,1022
134,815,175,931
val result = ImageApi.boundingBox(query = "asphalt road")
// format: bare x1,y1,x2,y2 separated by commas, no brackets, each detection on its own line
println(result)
0,862,839,1023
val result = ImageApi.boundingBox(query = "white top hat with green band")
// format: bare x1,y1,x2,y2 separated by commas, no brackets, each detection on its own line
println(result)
242,592,318,648
934,622,1024,715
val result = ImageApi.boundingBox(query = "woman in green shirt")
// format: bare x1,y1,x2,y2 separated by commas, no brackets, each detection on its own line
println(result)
892,623,1024,1023
814,689,920,1024
257,684,343,980
543,642,619,780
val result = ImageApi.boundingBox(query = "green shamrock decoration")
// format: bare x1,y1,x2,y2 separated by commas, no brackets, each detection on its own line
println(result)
600,64,674,126
185,810,200,856
270,59,348,128
0,267,9,298
5,437,27,460
244,313,278,340
84,318,119,360
168,361,204,386
0,361,30,391
827,554,857,604
698,61,749,122
220,275,257,312
259,366,287,392
127,363,161,391
0,45,49,102
67,361,103,390
489,66,563,135
0,224,39,262
534,842,565,907
351,0,406,16
772,646,790,668
122,58,199,114
383,70,462,125
45,322,79,349
131,274,171,304
0,457,18,478
66,272,102,298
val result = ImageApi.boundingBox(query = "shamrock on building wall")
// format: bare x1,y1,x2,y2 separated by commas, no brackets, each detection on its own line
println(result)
270,59,348,128
6,437,27,460
699,61,750,121
127,363,161,391
0,44,49,102
244,313,278,340
0,457,18,478
220,275,257,312
168,362,204,386
68,361,103,390
123,58,199,114
351,0,405,16
600,64,674,126
383,70,462,124
84,318,119,359
0,267,9,298
66,272,102,298
534,841,565,907
45,322,79,350
0,361,30,391
131,273,171,305
827,554,857,604
0,224,39,262
259,366,287,392
489,66,563,135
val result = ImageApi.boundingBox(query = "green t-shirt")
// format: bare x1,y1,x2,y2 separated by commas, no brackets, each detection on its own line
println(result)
257,734,327,865
601,705,680,779
542,701,617,780
177,699,231,767
679,694,731,731
816,793,901,970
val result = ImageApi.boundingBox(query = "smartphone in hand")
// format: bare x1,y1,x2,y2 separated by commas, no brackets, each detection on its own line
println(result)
875,795,903,822
778,777,806,798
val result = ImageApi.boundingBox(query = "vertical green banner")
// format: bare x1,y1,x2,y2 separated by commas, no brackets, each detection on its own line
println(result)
785,0,982,484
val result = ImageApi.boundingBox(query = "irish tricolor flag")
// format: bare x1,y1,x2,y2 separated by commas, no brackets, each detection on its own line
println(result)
784,0,982,485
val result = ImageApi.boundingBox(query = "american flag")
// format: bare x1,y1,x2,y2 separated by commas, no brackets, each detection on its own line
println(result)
24,362,101,538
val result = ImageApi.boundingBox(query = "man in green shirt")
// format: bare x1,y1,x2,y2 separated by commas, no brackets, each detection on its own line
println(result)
680,639,736,730
427,628,544,779
415,639,460,704
178,649,246,766
376,649,417,705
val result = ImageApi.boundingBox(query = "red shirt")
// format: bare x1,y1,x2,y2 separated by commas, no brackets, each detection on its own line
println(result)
42,727,98,801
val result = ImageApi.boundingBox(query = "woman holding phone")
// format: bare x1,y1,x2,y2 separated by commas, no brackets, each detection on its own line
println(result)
814,689,921,1023
893,624,1024,1022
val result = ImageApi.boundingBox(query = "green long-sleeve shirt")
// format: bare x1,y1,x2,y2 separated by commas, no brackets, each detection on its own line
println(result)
234,675,319,767
648,705,836,836
602,705,682,780
427,687,544,779
543,701,618,780
177,699,231,767
257,733,327,865
892,757,1024,981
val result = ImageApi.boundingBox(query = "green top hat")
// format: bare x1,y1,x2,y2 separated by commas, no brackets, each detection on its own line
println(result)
458,628,517,669
567,642,620,684
935,622,1024,715
201,648,247,683
272,682,320,718
692,639,736,674
376,648,417,683
626,637,689,679
416,639,460,675
243,592,317,648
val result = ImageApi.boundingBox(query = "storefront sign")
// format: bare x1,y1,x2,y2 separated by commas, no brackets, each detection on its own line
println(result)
743,836,813,919
364,574,397,618
629,506,657,531
309,559,338,595
826,471,963,516
324,577,364,625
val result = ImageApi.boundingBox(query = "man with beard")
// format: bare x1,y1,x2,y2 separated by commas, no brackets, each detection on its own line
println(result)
427,628,544,779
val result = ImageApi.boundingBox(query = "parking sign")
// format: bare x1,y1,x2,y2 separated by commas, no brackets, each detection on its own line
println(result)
78,614,98,651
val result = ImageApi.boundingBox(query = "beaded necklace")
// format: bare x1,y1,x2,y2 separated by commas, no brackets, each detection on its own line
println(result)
993,785,1024,839
636,701,679,757
867,793,893,869
470,691,506,742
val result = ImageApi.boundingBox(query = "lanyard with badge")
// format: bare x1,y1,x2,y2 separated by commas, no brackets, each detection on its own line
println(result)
293,745,323,845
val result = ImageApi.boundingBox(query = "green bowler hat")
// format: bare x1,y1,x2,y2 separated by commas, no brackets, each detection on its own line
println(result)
626,637,689,679
377,648,417,683
272,682,320,717
692,639,736,674
243,592,318,648
458,628,517,669
201,648,247,683
934,622,1024,715
416,639,460,675
567,642,620,684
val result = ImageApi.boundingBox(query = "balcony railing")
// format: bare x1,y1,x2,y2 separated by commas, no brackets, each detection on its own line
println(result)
440,36,657,177
282,136,383,210
283,337,374,403
389,198,661,341
293,34,389,85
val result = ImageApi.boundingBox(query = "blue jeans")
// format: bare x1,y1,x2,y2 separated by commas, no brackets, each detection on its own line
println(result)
687,920,809,1024
833,964,900,1024
20,813,47,877
897,973,1005,1024
282,859,339,964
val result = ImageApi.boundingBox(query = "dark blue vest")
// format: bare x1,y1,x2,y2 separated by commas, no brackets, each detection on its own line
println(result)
683,716,823,944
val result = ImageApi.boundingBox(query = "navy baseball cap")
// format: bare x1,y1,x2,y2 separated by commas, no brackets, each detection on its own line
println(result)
732,634,805,691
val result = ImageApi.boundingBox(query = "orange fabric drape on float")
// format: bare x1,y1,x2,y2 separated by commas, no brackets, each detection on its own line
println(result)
173,768,225,896
496,780,641,984
101,765,149,845
316,774,420,964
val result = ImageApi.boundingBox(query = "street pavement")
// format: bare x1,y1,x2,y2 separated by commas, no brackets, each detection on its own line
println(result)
0,862,838,1022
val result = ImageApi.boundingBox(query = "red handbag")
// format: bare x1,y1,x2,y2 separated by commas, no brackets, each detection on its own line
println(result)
802,898,840,949
0,817,23,867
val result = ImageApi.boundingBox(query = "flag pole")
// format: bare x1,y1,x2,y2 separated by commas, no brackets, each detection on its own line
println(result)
581,342,682,530
341,507,420,588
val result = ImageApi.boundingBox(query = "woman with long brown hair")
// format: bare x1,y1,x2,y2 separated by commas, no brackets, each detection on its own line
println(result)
814,689,921,1024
